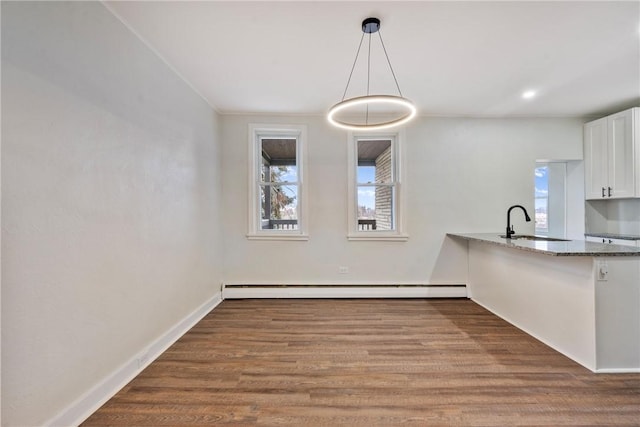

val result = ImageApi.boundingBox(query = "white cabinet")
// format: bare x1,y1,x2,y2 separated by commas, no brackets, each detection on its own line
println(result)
584,108,638,200
584,117,608,199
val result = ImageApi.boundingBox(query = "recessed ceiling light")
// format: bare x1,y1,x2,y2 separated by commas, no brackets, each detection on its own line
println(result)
522,90,537,99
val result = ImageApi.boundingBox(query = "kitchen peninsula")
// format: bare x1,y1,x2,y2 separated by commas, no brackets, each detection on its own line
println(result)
449,233,640,373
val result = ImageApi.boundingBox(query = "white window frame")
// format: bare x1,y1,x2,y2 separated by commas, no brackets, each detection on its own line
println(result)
247,124,308,240
347,131,408,241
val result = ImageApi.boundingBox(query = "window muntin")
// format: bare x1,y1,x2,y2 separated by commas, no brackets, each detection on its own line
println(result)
248,125,307,239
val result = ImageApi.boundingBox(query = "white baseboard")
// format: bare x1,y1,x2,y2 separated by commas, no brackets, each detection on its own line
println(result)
595,367,640,373
223,284,467,299
46,291,223,427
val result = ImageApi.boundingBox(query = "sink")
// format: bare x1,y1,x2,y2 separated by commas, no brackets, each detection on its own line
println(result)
499,234,570,242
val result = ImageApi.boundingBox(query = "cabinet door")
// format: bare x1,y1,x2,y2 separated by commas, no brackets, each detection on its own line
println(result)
607,109,635,198
584,117,608,199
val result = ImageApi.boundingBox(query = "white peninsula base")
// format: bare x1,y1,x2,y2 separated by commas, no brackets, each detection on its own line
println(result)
467,240,640,373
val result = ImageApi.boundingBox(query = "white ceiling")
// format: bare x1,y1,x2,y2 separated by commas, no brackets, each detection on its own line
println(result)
105,1,640,118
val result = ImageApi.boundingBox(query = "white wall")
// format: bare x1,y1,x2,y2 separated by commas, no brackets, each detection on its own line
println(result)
1,2,222,426
221,115,584,285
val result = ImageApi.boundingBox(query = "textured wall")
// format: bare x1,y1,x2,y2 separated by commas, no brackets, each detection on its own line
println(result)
1,2,222,425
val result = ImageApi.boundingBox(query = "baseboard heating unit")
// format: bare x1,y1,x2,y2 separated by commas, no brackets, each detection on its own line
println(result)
222,283,467,299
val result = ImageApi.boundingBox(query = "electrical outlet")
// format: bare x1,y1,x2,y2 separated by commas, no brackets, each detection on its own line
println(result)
338,266,349,274
597,261,608,281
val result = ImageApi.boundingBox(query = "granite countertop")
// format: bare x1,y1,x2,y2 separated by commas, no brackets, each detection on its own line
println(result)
448,233,640,257
584,232,640,241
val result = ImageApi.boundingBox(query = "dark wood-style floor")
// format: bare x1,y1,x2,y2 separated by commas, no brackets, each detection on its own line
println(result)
82,299,640,426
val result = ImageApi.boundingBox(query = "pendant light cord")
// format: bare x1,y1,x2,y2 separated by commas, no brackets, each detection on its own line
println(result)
378,30,403,97
341,32,365,102
341,27,403,99
367,32,372,96
366,32,371,124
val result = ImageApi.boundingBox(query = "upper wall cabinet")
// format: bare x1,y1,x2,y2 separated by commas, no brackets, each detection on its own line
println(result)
584,107,639,200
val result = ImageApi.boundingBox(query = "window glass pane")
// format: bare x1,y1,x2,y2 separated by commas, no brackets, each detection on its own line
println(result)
535,198,548,233
263,164,297,184
261,138,297,182
357,139,392,183
535,166,549,194
357,186,376,224
374,186,394,231
357,185,394,231
357,166,375,184
260,184,298,230
535,165,549,234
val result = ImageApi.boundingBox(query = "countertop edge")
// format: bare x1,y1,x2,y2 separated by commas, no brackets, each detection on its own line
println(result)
447,233,640,257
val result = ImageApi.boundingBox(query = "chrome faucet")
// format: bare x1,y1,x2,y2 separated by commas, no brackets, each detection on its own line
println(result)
506,205,531,239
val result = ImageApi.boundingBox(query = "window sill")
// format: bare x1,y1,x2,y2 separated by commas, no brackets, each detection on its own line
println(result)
247,233,309,241
347,233,409,242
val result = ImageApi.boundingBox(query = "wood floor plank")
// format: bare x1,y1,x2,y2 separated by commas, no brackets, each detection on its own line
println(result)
82,299,640,426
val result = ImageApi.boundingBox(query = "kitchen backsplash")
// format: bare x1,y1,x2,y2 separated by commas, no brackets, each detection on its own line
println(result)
585,199,640,236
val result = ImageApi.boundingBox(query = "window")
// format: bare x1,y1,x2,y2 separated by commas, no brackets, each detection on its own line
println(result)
348,133,407,240
534,162,566,237
248,124,307,240
534,165,549,235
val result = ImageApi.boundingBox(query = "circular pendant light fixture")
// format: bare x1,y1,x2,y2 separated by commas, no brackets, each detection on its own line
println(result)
327,17,416,131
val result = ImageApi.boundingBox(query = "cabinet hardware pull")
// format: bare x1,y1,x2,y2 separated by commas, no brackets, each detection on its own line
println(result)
608,187,612,197
602,187,605,197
